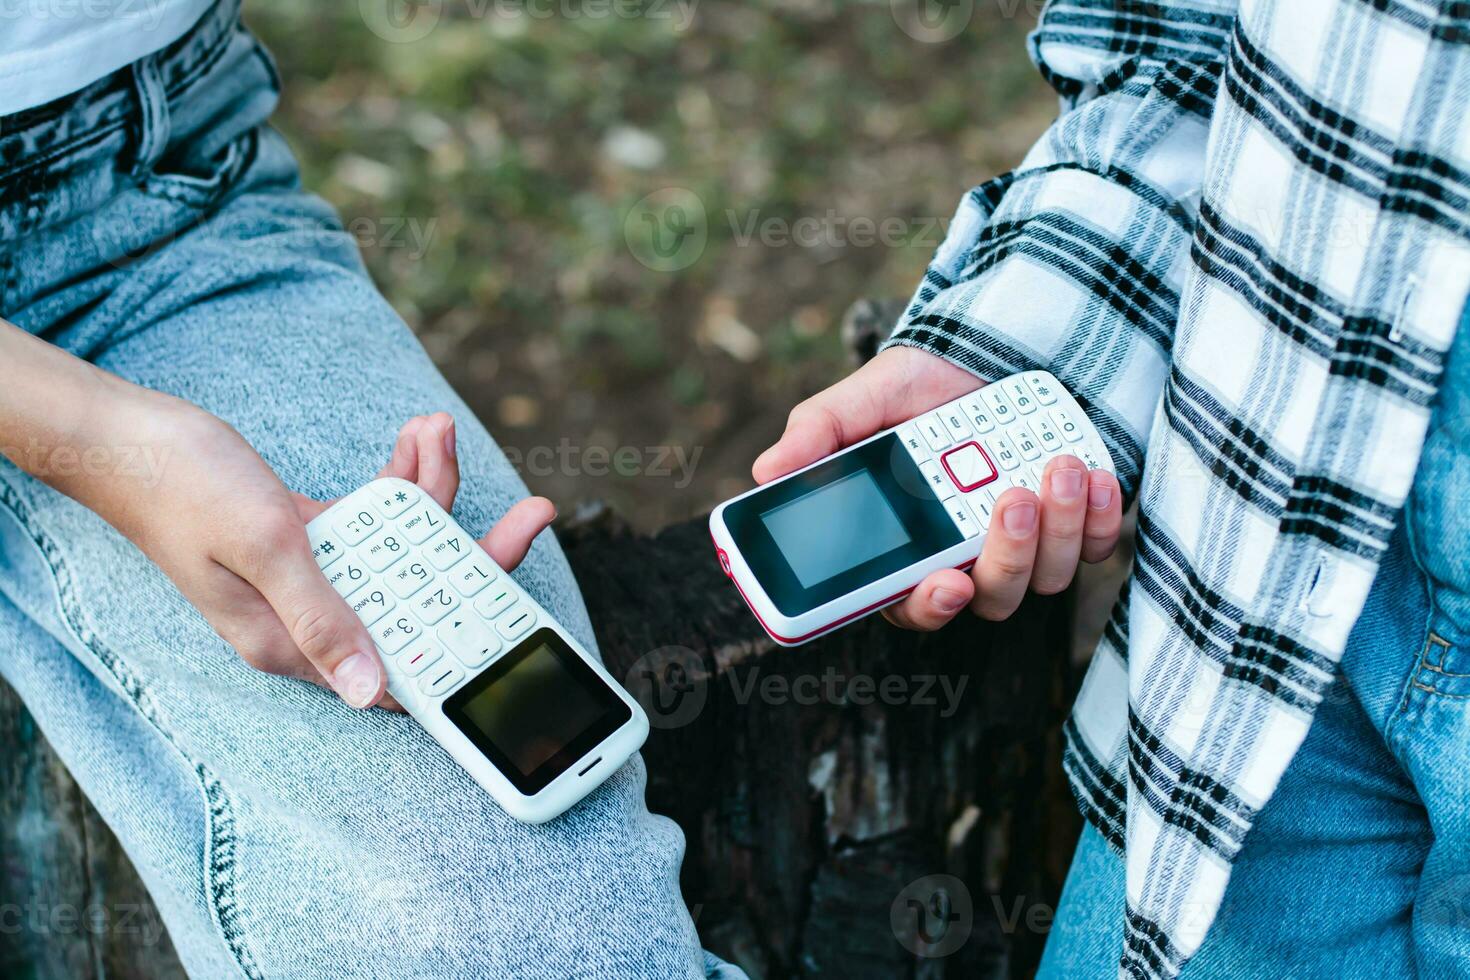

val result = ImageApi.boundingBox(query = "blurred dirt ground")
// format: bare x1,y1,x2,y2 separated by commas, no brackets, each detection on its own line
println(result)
244,0,1056,530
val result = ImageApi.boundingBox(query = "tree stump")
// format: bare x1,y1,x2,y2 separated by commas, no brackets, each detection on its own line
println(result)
0,508,1078,978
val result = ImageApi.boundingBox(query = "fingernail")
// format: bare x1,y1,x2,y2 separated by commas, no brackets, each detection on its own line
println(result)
1050,467,1084,502
1003,501,1037,536
443,418,456,459
1089,483,1114,510
933,587,967,614
333,653,380,709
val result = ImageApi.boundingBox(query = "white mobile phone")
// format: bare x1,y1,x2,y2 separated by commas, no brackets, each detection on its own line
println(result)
710,370,1113,646
306,478,648,823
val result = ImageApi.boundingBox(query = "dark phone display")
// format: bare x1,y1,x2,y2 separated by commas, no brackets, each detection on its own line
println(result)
724,434,961,616
443,628,631,794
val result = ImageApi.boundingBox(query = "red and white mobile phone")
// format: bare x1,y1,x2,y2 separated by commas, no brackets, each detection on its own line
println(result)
710,370,1113,646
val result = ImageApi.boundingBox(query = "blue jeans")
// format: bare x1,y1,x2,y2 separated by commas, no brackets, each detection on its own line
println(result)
0,5,739,978
1039,306,1470,977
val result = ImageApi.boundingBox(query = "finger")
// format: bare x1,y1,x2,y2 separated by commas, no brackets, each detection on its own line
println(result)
1030,456,1089,595
971,488,1040,621
377,416,427,481
880,569,975,632
245,520,386,709
204,567,321,682
751,350,982,483
1080,469,1124,564
292,416,431,525
413,412,459,511
477,497,556,571
753,369,887,483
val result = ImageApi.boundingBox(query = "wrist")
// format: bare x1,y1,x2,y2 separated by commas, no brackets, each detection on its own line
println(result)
26,373,194,518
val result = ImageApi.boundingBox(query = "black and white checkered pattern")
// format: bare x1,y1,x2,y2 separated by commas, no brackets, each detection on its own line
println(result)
885,1,1470,975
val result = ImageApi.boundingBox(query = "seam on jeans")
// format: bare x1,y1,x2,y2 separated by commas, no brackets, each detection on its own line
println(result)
0,8,236,187
1416,634,1465,676
0,477,264,980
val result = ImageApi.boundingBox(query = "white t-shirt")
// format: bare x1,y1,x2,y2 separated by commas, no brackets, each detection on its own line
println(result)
0,0,215,116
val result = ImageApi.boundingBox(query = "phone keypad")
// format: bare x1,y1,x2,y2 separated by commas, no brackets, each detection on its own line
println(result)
903,371,1109,540
309,481,548,706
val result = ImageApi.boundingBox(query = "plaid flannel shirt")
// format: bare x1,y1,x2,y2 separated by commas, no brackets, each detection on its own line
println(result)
884,1,1470,975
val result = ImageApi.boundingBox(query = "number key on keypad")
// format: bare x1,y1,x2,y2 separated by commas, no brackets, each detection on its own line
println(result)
985,386,1016,424
334,508,381,546
387,560,433,599
362,532,407,573
326,559,371,599
374,614,422,655
991,432,1020,470
427,531,474,571
1014,428,1042,461
399,505,447,545
448,556,497,598
1005,378,1037,415
350,588,394,627
1029,416,1061,453
1052,408,1084,442
960,394,996,433
414,585,461,625
919,414,952,452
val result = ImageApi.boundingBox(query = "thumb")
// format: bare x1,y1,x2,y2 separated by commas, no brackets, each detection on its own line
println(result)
752,369,888,484
252,530,386,709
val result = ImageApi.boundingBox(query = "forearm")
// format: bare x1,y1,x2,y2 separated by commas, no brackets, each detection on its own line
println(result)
0,319,178,509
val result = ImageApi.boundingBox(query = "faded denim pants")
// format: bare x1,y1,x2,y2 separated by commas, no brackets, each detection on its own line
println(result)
0,4,740,978
1038,305,1470,977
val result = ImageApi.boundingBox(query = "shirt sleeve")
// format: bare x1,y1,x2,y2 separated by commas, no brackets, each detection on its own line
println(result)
882,0,1238,501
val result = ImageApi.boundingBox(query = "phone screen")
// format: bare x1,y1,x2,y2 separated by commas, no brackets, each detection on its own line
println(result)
760,471,912,587
722,434,962,616
444,628,631,794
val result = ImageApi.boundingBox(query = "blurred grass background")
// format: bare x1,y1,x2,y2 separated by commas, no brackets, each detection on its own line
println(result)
244,0,1054,530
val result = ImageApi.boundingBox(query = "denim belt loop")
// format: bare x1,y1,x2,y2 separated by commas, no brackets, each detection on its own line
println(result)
128,54,171,181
